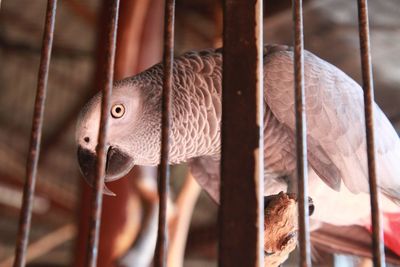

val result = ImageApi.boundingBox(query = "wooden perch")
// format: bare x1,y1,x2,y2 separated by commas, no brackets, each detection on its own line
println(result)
264,192,301,267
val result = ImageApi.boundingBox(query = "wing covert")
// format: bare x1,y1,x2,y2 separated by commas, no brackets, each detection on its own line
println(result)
263,45,400,201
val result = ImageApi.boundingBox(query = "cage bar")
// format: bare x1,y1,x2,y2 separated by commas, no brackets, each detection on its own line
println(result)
292,0,312,266
13,1,57,266
85,1,120,266
219,0,264,266
154,0,176,267
356,0,385,266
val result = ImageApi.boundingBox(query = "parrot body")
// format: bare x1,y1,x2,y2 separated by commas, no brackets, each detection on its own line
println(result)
76,45,400,256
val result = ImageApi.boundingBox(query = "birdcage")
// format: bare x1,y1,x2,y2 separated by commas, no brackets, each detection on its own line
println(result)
1,0,399,266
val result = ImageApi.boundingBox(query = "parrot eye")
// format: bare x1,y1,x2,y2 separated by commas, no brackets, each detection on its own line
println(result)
111,104,125,118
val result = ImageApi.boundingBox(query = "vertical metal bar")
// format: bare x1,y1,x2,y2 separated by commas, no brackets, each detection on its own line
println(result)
292,0,311,266
219,0,264,266
357,0,385,266
85,1,120,266
13,1,57,266
154,0,175,266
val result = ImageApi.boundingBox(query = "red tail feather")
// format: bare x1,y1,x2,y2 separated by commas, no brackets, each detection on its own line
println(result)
366,212,400,256
383,213,400,256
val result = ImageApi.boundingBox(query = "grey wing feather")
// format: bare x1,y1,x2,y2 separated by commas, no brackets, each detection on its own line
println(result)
168,50,222,163
174,50,223,202
263,45,400,201
189,156,221,203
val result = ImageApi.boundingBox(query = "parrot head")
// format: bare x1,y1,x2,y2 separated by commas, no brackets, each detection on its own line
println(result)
76,79,161,195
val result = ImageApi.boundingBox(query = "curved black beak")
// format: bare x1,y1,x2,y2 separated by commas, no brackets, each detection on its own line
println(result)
77,146,116,196
77,146,96,185
77,145,134,196
104,146,135,182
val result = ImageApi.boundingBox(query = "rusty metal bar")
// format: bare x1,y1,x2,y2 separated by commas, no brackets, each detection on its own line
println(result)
219,0,264,266
154,0,175,266
85,0,120,266
12,1,57,266
357,0,385,266
292,0,311,266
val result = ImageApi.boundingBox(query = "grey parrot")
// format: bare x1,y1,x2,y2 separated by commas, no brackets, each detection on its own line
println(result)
76,44,400,257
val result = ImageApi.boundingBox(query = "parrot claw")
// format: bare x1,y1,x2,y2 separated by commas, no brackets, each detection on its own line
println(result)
103,183,116,196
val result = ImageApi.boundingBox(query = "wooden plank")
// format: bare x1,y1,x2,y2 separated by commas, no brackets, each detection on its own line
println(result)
219,0,264,266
